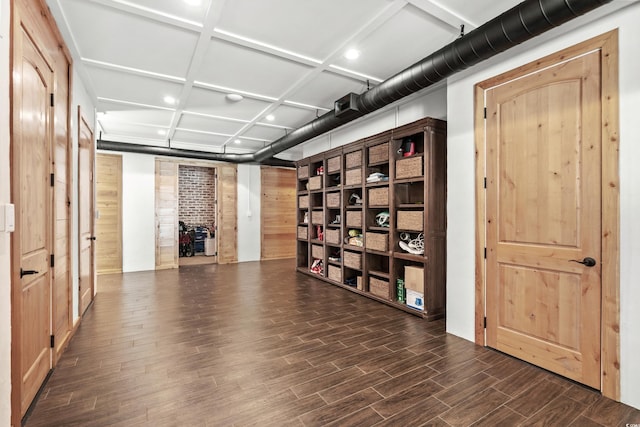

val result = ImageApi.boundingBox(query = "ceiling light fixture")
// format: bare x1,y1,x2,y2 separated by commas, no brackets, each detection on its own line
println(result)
226,93,244,102
158,129,167,136
163,95,176,105
344,49,360,60
234,139,242,144
265,114,275,121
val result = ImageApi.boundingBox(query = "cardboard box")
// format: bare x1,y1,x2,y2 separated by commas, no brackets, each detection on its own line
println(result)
406,289,424,311
404,266,424,292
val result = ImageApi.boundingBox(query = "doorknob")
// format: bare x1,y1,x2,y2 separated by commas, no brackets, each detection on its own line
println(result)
569,257,597,267
20,268,39,278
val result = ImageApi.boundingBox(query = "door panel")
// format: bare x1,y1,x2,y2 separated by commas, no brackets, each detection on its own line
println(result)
155,159,179,269
78,109,95,314
261,166,296,260
15,28,54,416
96,154,123,274
486,51,601,388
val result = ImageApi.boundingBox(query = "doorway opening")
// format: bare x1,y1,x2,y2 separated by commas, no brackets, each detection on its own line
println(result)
178,165,217,266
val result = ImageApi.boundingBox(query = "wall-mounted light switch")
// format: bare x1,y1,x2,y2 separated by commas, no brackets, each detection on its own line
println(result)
1,204,15,232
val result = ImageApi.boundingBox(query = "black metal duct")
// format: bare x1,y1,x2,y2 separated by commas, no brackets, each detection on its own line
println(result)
98,0,611,163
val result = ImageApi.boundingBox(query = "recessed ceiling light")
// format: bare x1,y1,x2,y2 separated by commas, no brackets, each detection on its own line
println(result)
163,95,176,105
344,49,360,60
265,114,275,121
234,139,241,144
184,0,201,5
226,93,244,102
158,129,167,136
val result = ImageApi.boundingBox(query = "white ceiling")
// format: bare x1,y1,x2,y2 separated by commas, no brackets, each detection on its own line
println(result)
45,0,630,160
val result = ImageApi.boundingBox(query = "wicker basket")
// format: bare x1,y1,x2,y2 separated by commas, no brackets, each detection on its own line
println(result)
395,155,423,179
309,175,322,190
397,210,423,231
369,277,389,299
326,192,340,208
346,210,362,228
298,195,309,209
311,245,324,260
343,251,362,270
297,226,307,240
368,143,389,164
328,265,341,282
365,232,388,252
345,150,362,169
345,168,361,186
325,228,340,244
368,187,388,206
327,156,341,173
297,165,309,179
311,210,323,224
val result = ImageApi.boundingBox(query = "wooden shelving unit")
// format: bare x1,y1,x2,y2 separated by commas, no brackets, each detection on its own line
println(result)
295,117,447,320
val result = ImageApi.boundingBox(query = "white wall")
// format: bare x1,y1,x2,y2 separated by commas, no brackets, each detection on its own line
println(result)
237,164,261,262
446,2,640,409
0,0,12,423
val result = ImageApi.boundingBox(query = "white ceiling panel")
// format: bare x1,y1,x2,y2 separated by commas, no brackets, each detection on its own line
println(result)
177,114,246,135
59,0,198,77
172,130,228,147
264,105,318,129
196,39,313,98
437,0,524,27
99,121,168,141
96,101,175,127
242,125,289,142
216,0,395,60
287,71,368,110
185,87,272,120
331,4,457,79
118,0,213,26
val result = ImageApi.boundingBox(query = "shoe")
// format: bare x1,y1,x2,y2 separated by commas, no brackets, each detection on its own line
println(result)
399,233,424,255
349,193,362,205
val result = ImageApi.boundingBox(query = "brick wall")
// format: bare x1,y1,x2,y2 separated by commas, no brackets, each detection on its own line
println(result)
178,165,216,230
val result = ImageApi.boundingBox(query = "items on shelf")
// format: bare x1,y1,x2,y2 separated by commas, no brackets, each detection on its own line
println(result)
396,278,405,303
397,138,416,157
375,211,390,227
349,193,362,205
344,229,363,247
316,225,324,241
399,232,424,255
303,211,309,224
330,214,341,225
310,259,323,274
366,172,389,183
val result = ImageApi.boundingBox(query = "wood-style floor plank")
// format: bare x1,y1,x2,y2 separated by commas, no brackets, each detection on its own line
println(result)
23,259,640,426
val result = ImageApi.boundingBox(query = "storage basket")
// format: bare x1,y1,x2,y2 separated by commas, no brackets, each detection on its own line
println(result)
328,265,341,282
311,210,323,224
297,226,307,240
311,245,324,260
368,187,389,206
397,210,424,231
325,228,340,245
345,150,362,169
365,232,388,252
298,195,309,209
309,175,322,190
368,143,389,164
369,277,389,299
345,168,361,186
297,165,309,179
395,155,423,179
327,156,341,173
343,251,362,270
326,192,340,208
346,210,362,228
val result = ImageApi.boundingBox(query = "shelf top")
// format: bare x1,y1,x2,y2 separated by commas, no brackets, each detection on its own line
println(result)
393,252,426,262
394,176,424,184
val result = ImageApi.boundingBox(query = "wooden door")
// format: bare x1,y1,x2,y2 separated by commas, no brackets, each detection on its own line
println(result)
78,109,95,314
12,27,54,416
217,165,238,264
485,51,602,388
155,159,179,269
261,167,296,260
96,154,122,274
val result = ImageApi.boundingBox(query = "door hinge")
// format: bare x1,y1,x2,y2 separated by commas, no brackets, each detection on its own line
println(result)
483,107,487,119
483,317,487,329
50,254,55,268
484,247,487,259
50,173,55,187
50,93,54,107
484,177,487,189
50,335,55,348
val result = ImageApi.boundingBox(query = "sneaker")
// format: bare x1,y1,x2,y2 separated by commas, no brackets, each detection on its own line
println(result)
399,233,424,255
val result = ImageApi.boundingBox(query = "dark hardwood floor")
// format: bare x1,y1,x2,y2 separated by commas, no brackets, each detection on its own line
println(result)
25,259,639,426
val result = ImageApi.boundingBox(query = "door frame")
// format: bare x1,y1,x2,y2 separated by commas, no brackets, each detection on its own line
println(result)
474,30,620,399
78,106,95,315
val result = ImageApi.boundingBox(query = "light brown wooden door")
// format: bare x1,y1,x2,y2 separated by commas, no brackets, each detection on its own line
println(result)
485,51,602,388
261,166,296,260
12,27,54,416
78,109,95,314
96,153,122,274
155,159,179,269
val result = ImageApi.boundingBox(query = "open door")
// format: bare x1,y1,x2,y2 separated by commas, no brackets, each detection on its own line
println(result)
78,107,95,315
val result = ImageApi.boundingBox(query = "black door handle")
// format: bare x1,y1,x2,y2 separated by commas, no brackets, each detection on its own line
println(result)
20,268,39,278
569,257,596,267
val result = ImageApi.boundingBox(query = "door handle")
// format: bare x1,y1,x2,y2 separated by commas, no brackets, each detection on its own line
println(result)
20,268,39,278
88,236,96,241
569,257,596,267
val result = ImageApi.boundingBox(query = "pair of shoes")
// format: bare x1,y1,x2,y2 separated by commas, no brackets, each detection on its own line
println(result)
349,193,362,205
399,233,424,255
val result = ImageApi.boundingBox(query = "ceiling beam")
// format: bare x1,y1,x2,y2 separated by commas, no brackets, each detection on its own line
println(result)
407,0,478,30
